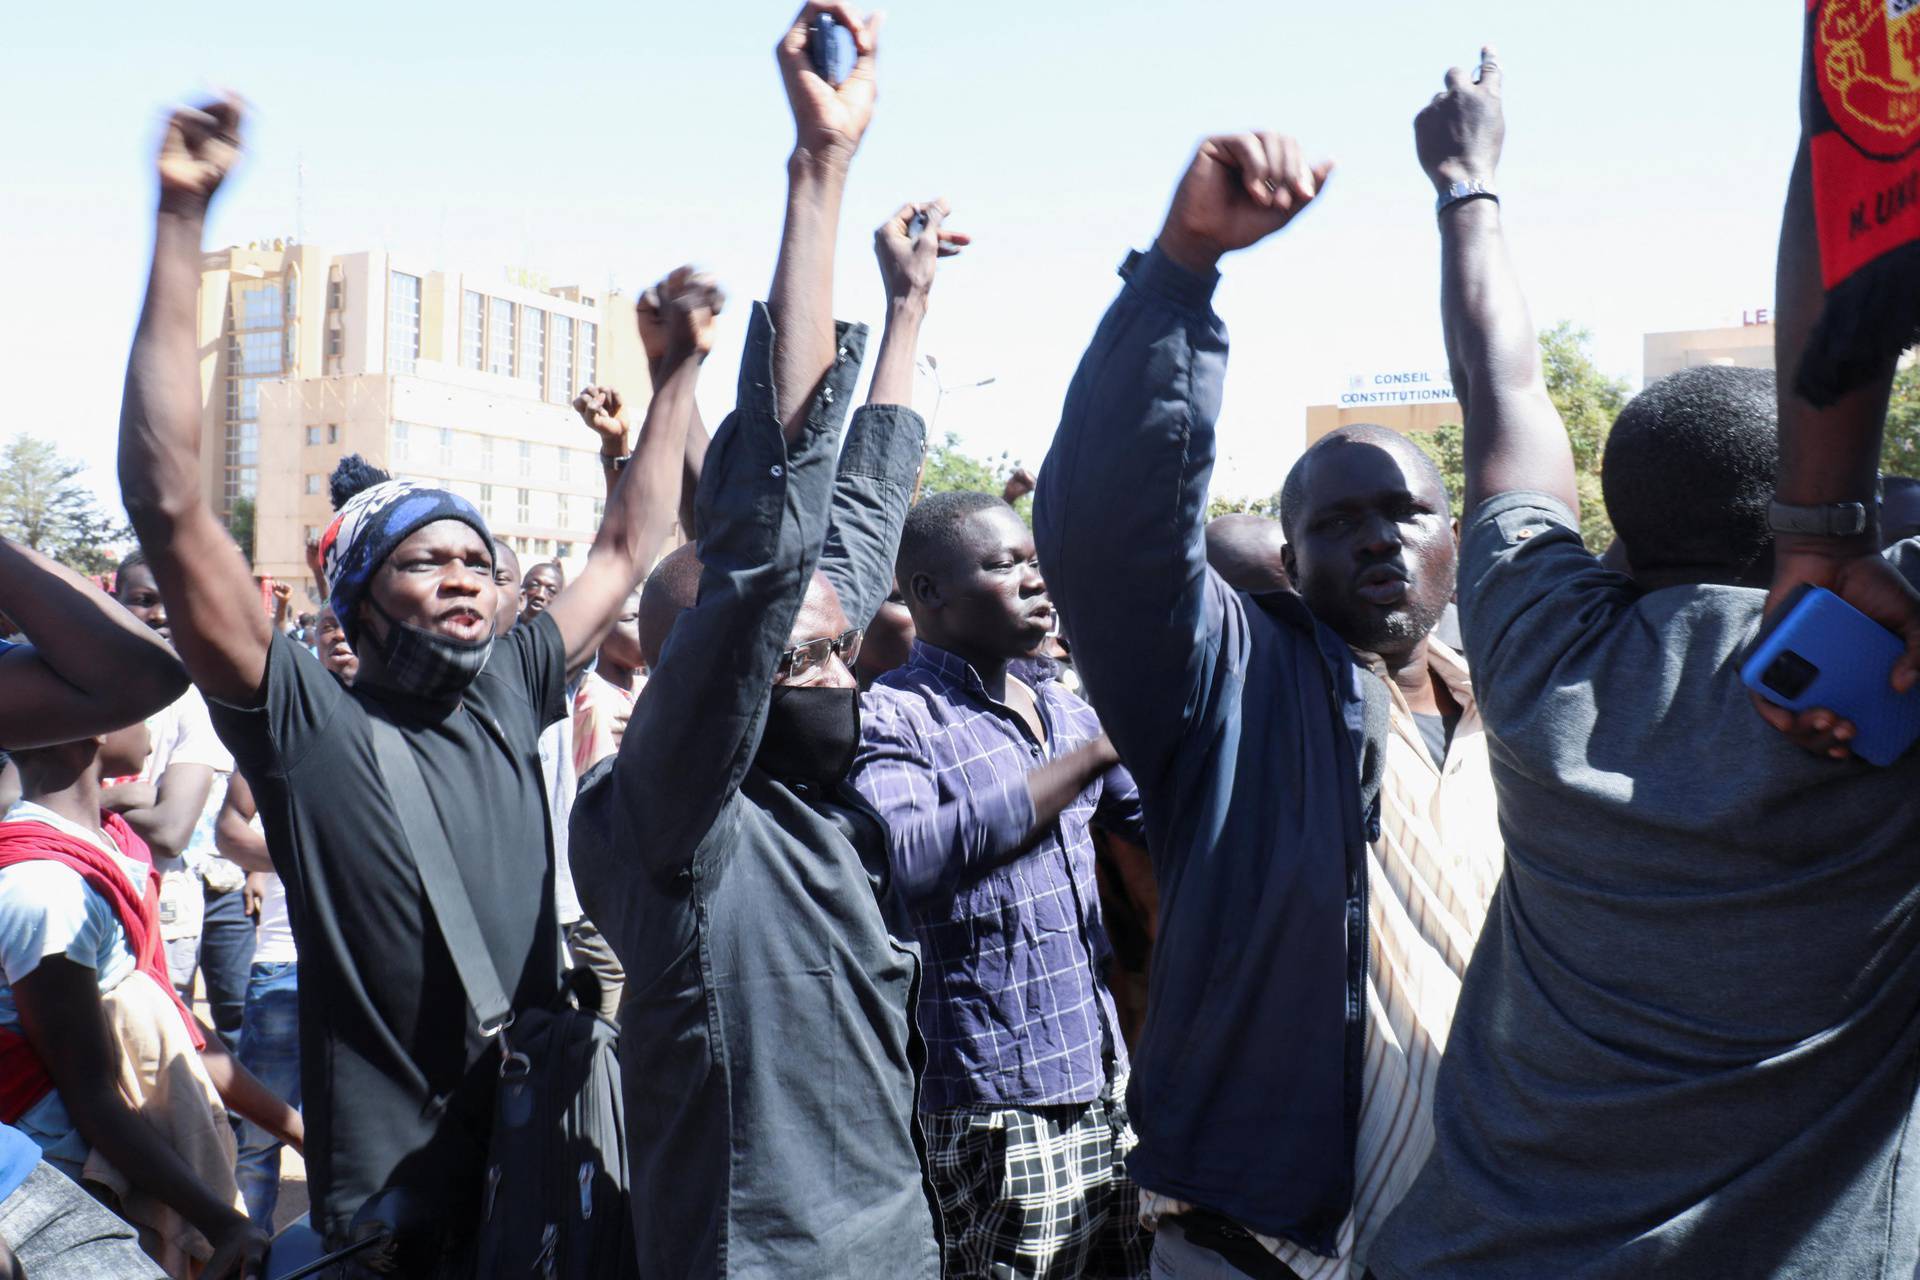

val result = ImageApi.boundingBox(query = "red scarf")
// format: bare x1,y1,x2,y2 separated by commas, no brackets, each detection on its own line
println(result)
0,812,205,1124
1799,0,1920,403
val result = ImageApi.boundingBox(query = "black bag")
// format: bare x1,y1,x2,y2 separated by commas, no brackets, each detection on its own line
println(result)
370,714,637,1280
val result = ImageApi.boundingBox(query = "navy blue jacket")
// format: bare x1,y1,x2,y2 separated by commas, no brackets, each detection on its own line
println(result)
1034,246,1382,1254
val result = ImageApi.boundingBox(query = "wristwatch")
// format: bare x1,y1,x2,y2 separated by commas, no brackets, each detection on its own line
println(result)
1437,181,1499,216
1767,499,1870,538
602,451,631,472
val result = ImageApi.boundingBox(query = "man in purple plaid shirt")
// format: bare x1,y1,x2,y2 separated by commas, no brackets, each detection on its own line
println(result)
852,491,1151,1279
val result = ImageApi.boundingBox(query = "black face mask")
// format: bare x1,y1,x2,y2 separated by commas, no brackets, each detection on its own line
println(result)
755,685,860,787
365,597,494,703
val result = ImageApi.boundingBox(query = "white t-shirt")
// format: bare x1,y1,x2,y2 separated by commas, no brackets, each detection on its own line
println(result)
251,813,297,966
139,688,240,938
540,708,580,927
0,802,144,1171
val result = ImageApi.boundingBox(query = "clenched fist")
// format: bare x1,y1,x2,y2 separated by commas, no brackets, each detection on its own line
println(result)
875,199,969,306
573,386,628,454
636,267,727,367
1158,132,1334,275
1414,47,1504,196
158,98,244,210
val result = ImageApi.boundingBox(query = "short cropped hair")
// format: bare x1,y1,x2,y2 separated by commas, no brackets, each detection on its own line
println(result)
896,491,1009,588
1279,425,1449,543
1601,366,1777,574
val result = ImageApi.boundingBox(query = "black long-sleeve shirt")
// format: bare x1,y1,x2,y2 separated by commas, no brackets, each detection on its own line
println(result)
570,304,939,1278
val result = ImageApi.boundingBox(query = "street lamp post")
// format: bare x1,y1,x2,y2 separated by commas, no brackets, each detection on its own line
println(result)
918,353,996,434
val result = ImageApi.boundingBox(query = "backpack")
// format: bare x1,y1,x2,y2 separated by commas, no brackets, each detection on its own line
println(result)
369,713,637,1280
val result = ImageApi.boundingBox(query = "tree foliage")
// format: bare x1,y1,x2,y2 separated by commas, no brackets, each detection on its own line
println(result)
227,496,257,567
1409,323,1629,550
0,435,128,575
1206,491,1283,521
1882,361,1920,479
918,431,1032,522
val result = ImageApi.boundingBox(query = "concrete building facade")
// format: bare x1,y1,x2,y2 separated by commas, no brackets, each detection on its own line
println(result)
195,241,651,598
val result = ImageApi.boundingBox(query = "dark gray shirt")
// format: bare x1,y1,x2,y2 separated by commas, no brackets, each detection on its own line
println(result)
570,306,938,1278
1372,492,1920,1280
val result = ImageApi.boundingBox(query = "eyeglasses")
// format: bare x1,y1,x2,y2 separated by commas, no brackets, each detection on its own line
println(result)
776,627,864,685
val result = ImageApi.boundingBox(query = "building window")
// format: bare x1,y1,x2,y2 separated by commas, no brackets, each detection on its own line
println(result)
305,474,323,496
592,497,604,525
488,299,515,377
392,422,411,461
480,436,495,474
579,321,597,385
241,284,283,330
240,330,281,375
556,541,572,559
327,279,343,311
327,423,340,444
462,290,485,371
520,307,545,388
305,425,322,446
388,271,422,374
556,493,570,530
534,538,550,556
438,427,454,468
550,317,574,404
517,488,531,524
479,483,494,521
517,441,532,478
556,446,570,483
325,327,342,357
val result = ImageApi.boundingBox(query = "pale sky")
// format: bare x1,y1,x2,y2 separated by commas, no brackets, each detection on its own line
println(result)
1,1,1800,510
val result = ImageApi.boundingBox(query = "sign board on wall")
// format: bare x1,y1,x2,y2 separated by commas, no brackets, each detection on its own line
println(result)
1336,370,1457,408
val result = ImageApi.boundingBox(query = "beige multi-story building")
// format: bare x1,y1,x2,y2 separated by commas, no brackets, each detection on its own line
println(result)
194,241,651,601
1642,316,1776,382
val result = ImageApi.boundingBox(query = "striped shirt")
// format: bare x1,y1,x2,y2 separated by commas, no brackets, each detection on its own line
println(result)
852,641,1144,1111
1141,638,1502,1277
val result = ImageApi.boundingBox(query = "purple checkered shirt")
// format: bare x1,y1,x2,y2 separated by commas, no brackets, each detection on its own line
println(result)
853,640,1143,1111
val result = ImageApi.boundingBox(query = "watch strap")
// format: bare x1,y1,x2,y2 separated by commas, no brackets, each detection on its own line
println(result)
1767,499,1870,538
1437,181,1499,216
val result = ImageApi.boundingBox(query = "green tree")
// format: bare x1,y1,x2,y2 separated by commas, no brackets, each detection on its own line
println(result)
917,431,1032,522
0,435,128,575
1206,491,1283,521
227,496,257,566
1882,361,1920,478
1409,323,1629,550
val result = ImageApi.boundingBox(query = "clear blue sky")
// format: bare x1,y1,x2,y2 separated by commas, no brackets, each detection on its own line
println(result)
3,1,1801,508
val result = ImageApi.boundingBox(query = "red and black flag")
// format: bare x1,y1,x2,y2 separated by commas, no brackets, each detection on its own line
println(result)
1799,0,1920,404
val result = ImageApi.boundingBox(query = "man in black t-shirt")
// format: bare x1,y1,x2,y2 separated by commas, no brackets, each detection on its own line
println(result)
116,97,722,1271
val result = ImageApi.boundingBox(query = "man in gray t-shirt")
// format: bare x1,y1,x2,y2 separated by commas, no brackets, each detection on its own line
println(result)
1372,51,1920,1279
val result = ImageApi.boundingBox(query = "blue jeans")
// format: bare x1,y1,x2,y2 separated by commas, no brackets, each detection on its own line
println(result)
235,961,300,1227
198,885,257,1051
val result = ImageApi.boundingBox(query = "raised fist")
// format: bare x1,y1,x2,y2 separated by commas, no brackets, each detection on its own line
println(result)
639,267,726,365
776,3,881,161
1158,133,1334,274
875,199,969,305
270,581,293,602
573,386,628,453
1414,47,1504,194
157,98,244,209
1001,467,1036,504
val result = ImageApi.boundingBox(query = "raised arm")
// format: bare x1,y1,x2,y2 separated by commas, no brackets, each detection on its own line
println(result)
1415,48,1576,516
545,268,723,673
0,538,186,748
819,199,967,624
118,100,273,708
635,295,715,539
591,1,881,874
1752,138,1920,754
1034,132,1329,783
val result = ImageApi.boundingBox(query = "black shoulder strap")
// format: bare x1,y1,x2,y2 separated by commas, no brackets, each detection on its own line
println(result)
366,712,515,1035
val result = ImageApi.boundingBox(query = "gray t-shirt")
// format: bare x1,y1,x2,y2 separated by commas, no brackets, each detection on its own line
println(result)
1371,492,1920,1280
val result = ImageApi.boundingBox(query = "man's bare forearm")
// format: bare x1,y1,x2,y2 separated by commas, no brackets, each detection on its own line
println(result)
121,208,212,528
1774,144,1894,532
769,154,851,443
868,297,926,408
599,355,703,570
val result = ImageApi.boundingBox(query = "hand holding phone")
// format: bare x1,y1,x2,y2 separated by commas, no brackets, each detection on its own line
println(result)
807,13,857,87
1741,586,1920,765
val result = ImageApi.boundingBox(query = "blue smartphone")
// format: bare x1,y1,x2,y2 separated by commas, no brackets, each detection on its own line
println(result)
808,14,857,86
1740,585,1920,766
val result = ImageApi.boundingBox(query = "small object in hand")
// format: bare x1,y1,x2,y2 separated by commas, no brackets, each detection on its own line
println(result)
907,208,928,239
1742,586,1920,766
808,13,857,86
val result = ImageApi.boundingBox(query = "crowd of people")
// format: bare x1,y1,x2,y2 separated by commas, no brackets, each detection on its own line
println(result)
2,3,1920,1278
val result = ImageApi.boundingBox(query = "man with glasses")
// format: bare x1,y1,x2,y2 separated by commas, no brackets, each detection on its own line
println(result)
852,490,1148,1278
567,6,964,1271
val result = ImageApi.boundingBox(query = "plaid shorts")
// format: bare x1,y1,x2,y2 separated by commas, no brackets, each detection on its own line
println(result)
925,1073,1150,1279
